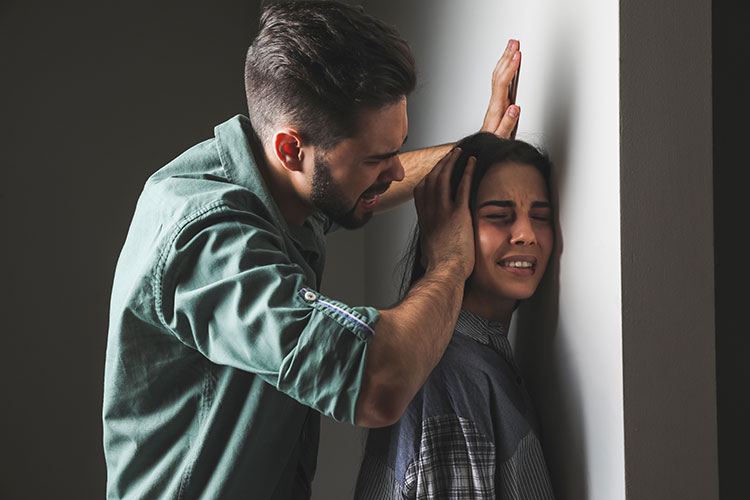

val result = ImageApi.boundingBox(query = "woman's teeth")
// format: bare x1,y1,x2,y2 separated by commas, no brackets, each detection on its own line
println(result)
500,261,533,268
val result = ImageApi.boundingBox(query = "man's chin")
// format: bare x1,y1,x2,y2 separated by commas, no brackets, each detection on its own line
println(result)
331,209,373,230
314,196,374,230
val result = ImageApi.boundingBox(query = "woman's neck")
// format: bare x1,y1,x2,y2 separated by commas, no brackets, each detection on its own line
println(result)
461,291,516,329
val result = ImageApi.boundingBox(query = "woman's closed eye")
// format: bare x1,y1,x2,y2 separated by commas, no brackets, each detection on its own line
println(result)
530,210,552,223
485,212,512,221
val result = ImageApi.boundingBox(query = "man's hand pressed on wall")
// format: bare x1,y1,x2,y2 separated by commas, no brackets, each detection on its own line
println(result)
482,39,522,139
380,39,522,212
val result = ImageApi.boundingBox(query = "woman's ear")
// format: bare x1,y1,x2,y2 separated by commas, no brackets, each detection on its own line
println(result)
272,130,305,172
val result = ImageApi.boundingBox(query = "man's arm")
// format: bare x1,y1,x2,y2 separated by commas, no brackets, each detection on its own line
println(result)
377,39,522,212
355,149,477,427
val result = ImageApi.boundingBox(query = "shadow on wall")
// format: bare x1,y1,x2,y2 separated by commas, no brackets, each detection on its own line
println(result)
512,27,589,500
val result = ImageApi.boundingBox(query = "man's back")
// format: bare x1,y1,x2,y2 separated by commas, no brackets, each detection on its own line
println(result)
103,116,377,499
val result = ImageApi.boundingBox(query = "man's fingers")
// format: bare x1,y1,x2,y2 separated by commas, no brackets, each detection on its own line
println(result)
425,148,457,189
492,40,520,84
413,180,425,214
437,148,459,183
493,39,518,77
455,156,476,208
482,39,521,134
423,147,456,187
414,148,461,215
436,148,461,206
494,105,521,139
494,48,521,97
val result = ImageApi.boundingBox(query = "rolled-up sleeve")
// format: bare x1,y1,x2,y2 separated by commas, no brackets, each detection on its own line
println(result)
154,203,378,424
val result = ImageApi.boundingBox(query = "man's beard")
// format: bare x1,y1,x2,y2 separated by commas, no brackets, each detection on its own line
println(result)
311,152,376,230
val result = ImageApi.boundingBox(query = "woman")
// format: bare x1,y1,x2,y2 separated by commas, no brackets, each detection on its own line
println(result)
355,132,556,499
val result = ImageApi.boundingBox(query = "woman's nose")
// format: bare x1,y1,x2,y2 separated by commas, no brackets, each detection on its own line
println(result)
510,216,537,246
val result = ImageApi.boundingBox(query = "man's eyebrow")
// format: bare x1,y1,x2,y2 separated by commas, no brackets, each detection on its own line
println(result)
365,136,408,160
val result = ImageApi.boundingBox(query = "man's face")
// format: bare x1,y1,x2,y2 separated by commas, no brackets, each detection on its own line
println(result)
310,99,408,229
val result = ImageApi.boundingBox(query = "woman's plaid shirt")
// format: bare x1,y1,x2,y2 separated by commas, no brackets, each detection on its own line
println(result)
355,310,555,500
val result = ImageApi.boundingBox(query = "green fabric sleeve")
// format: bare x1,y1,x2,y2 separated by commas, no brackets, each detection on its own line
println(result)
155,204,378,424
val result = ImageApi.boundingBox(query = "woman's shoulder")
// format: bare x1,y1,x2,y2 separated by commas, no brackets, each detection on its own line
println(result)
431,333,513,387
420,334,528,425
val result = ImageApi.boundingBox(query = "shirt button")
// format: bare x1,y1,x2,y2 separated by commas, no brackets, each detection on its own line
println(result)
304,291,318,302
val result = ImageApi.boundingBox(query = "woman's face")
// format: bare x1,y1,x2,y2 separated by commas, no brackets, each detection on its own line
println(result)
465,161,553,308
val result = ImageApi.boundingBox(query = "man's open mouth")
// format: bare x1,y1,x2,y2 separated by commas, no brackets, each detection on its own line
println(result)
360,183,391,210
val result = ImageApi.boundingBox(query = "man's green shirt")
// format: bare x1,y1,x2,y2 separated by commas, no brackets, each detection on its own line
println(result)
103,115,379,499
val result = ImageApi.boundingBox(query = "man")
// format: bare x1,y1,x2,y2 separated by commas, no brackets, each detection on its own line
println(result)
103,2,521,499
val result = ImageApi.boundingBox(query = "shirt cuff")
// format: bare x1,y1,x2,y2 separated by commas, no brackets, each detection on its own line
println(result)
275,287,380,423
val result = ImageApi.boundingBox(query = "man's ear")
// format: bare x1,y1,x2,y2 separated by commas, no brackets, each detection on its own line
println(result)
272,130,305,172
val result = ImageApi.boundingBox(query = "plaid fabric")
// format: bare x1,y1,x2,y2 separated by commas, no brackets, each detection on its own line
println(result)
355,310,555,500
498,433,555,500
404,415,496,499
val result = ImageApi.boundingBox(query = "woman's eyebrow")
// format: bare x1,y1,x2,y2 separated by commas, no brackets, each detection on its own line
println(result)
478,200,515,208
478,200,552,209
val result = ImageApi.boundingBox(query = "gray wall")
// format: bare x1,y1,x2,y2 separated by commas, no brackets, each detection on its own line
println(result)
620,1,718,498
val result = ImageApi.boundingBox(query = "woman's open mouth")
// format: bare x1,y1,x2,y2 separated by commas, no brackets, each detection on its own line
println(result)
497,256,537,275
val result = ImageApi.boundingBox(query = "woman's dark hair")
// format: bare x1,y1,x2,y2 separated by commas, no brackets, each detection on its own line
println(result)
244,1,417,150
399,132,552,298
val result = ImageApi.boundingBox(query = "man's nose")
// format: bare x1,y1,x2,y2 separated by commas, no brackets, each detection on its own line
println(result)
378,156,405,183
509,216,537,246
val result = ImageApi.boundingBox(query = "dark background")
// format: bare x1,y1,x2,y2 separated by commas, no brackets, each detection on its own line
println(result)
0,1,745,498
713,0,748,498
0,2,260,497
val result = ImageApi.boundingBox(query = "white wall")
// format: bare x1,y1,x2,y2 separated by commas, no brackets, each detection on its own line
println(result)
361,1,625,499
314,1,718,499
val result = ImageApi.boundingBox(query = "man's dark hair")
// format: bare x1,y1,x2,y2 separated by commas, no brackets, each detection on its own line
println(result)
400,132,553,297
244,1,417,150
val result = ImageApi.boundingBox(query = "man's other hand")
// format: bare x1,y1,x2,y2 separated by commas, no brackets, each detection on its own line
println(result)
413,148,476,280
481,39,522,139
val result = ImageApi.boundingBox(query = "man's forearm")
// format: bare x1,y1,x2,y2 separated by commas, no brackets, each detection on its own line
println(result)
377,144,454,212
354,261,465,428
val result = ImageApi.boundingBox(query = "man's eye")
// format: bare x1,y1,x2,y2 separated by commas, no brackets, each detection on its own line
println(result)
532,214,552,222
486,213,510,220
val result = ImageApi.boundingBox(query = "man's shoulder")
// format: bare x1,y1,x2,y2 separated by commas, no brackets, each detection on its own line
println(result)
139,118,278,230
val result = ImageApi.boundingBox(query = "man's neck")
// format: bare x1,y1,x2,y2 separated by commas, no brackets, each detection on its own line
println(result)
250,138,314,227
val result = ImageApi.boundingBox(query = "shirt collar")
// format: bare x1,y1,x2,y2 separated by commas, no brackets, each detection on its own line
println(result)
215,115,283,222
454,309,515,365
214,115,323,254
